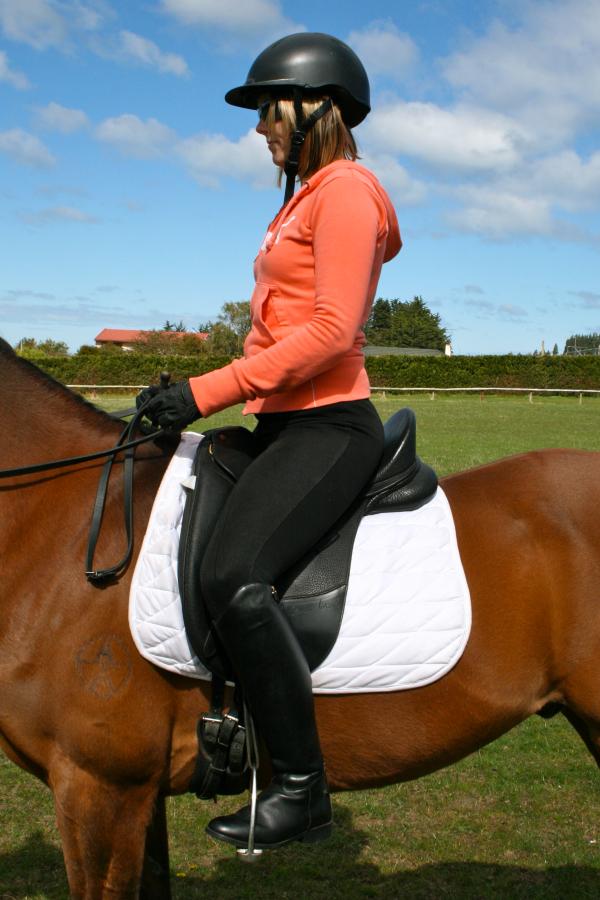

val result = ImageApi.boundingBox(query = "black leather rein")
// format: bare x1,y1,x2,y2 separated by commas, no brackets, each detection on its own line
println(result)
0,404,167,584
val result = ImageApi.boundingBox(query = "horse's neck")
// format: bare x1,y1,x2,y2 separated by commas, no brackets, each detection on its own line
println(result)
3,361,119,464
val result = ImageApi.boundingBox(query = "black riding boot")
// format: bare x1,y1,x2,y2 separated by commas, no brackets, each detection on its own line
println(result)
205,583,332,849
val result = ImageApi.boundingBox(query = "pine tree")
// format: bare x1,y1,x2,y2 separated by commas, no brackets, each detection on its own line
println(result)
364,296,449,351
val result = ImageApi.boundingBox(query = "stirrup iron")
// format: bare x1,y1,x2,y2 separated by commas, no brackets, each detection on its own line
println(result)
237,702,263,863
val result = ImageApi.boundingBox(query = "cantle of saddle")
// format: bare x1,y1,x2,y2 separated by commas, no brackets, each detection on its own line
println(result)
178,408,438,679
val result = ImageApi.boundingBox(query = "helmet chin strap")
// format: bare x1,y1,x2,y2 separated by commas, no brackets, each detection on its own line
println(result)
283,92,333,206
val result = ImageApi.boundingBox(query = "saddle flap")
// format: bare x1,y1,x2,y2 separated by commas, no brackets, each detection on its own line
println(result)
179,427,257,679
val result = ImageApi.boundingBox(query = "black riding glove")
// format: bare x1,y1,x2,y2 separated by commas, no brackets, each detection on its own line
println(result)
135,384,161,410
143,380,201,430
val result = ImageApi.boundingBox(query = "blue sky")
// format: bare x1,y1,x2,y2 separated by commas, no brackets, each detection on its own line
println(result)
1,0,599,354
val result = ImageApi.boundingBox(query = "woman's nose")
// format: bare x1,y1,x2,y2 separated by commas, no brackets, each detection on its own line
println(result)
256,119,267,136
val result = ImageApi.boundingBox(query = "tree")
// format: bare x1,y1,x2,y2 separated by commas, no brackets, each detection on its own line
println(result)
368,298,392,336
14,337,37,353
364,296,450,351
38,338,69,356
200,301,251,356
134,330,206,356
203,322,242,356
14,337,69,357
564,333,600,355
163,320,187,332
218,301,251,351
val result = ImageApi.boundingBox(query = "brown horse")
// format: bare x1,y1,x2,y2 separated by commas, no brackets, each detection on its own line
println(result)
1,336,600,898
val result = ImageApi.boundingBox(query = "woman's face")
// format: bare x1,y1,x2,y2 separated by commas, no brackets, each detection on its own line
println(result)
256,99,290,168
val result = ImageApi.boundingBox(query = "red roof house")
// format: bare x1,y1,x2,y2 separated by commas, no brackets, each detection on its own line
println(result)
94,329,208,350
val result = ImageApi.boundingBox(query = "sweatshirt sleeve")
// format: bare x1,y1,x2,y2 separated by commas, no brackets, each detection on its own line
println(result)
190,175,383,417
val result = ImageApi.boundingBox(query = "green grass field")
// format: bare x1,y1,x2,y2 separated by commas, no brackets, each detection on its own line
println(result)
2,393,599,898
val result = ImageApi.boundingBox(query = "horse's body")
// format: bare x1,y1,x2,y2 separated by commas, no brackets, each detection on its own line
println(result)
1,338,600,898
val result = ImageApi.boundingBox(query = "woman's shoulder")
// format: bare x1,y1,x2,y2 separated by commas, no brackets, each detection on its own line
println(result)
307,160,395,221
307,159,379,190
305,160,401,255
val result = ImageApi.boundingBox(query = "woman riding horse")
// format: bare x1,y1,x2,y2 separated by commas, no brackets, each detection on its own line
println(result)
138,32,401,851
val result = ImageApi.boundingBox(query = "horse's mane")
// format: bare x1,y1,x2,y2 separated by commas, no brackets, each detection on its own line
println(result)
0,336,117,427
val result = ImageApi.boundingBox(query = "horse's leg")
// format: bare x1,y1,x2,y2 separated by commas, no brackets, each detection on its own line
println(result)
140,795,172,900
562,658,600,770
50,760,161,899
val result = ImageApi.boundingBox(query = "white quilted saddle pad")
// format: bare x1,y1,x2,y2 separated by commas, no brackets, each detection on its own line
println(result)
129,432,472,694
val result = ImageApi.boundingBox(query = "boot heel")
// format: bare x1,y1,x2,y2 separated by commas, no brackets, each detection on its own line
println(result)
300,822,333,844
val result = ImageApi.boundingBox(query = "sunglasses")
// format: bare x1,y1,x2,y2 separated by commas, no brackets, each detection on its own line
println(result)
258,100,282,123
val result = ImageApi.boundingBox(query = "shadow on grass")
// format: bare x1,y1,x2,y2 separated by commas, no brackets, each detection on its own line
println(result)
1,807,597,899
0,830,68,899
171,804,600,900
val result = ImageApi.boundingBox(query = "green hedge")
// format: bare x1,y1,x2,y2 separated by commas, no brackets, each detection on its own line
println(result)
366,354,600,390
33,352,600,391
36,354,232,386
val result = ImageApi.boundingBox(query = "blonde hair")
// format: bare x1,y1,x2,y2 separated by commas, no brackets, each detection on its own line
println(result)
264,96,358,183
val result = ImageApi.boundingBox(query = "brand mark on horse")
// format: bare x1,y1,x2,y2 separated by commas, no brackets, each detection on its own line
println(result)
75,634,132,700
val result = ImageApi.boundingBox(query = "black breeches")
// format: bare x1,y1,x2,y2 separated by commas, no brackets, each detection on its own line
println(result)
200,399,384,617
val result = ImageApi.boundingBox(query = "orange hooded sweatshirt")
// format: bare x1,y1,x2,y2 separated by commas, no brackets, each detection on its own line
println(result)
190,159,401,417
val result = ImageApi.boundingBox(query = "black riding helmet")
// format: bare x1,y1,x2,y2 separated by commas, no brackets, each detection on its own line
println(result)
226,32,370,204
225,32,370,128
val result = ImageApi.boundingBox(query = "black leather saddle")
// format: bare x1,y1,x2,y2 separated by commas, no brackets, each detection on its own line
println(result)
178,408,437,680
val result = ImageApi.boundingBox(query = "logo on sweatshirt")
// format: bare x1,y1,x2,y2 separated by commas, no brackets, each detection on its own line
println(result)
260,215,296,254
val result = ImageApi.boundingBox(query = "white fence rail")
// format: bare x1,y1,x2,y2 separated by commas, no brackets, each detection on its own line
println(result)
371,387,600,404
68,385,147,390
69,384,600,401
371,386,600,396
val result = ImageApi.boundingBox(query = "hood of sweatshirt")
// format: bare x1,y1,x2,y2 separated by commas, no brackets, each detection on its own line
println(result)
299,159,402,263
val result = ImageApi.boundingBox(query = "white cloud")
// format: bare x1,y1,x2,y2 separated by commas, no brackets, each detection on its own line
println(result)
347,21,418,80
442,0,600,144
68,0,111,33
361,152,426,206
0,292,154,328
350,1,600,243
35,101,89,133
462,298,529,320
498,304,528,319
446,185,555,239
0,128,55,167
465,298,495,313
95,114,176,158
18,205,99,224
117,30,189,76
464,285,485,295
525,150,600,212
437,148,600,241
0,0,113,50
160,0,302,36
0,49,30,88
365,100,530,172
569,290,600,309
162,0,277,28
176,128,273,187
0,0,66,49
